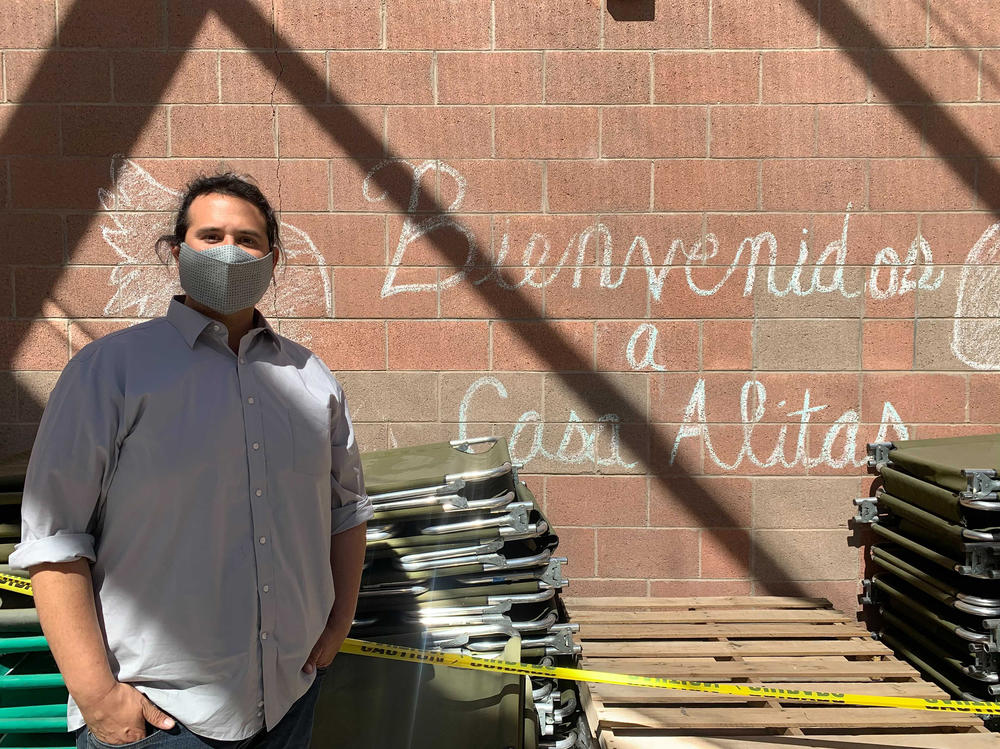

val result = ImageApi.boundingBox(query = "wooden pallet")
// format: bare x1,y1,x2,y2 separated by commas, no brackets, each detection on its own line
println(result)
563,596,1000,749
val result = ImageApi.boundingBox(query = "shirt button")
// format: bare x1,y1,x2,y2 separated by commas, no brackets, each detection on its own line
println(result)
252,442,260,450
263,585,270,593
261,632,268,640
239,357,246,364
258,701,265,708
259,536,267,544
255,488,263,497
247,396,255,405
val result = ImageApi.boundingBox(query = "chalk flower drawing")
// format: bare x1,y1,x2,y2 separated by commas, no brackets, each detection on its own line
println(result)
952,221,1000,370
99,157,332,321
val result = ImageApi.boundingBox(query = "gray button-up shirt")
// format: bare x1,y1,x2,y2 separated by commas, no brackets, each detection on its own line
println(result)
9,294,373,741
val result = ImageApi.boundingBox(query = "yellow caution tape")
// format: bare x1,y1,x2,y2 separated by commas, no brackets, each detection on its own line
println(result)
4,573,998,715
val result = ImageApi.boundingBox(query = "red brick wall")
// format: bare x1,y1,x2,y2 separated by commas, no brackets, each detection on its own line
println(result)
3,0,1000,613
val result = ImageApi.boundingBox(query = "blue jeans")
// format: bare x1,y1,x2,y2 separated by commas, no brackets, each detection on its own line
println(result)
75,667,327,749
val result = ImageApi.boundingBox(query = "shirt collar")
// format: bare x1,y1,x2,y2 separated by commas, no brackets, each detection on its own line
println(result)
166,295,281,352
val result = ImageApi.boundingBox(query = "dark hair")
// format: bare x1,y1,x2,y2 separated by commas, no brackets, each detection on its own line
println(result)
155,172,282,267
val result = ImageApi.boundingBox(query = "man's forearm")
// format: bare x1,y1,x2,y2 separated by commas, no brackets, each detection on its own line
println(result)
29,559,118,708
327,521,367,633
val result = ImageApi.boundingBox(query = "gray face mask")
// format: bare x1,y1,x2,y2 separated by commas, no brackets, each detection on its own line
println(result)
177,242,274,316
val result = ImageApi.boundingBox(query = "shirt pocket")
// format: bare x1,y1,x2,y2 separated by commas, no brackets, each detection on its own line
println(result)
289,403,332,477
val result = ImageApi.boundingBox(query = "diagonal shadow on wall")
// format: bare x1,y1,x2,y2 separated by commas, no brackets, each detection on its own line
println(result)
3,0,998,599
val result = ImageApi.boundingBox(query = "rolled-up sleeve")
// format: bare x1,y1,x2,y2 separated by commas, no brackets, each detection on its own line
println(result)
8,349,123,570
328,381,373,536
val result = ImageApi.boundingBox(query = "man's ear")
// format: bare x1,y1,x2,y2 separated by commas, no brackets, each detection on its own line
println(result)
170,243,180,262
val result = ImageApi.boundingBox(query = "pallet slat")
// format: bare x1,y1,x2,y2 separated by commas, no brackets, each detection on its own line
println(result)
589,681,952,704
577,622,869,639
581,639,887,658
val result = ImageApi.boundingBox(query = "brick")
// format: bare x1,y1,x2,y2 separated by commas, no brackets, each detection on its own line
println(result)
262,266,332,319
171,105,274,158
763,51,866,104
753,373,861,424
861,373,965,423
545,476,646,527
0,319,68,370
0,268,11,318
704,213,813,267
648,421,700,477
654,52,758,104
57,0,162,47
912,319,972,371
912,425,1000,440
701,528,750,578
352,423,387,452
327,52,433,105
167,0,273,49
0,214,62,265
817,105,923,158
495,0,601,50
68,320,133,355
915,270,959,319
545,267,648,320
712,0,818,49
970,375,1000,423
567,579,649,596
711,105,814,158
984,52,1000,102
603,106,706,158
548,160,650,212
702,320,752,370
980,159,1000,212
384,214,490,266
387,106,491,158
492,321,594,371
812,211,919,266
603,0,709,49
15,266,118,318
0,105,59,155
274,0,380,50
649,475,751,528
546,52,650,104
754,477,860,529
278,105,383,158
920,213,999,265
438,160,543,213
930,4,1000,47
863,289,916,321
549,527,596,577
871,50,978,104
277,214,382,266
13,370,59,421
333,267,437,319
761,159,865,211
653,159,756,211
114,51,218,104
754,319,860,370
753,268,866,318
279,320,384,370
493,213,600,269
331,158,437,213
602,421,651,475
651,580,751,596
596,320,698,372
542,372,647,423
437,52,542,105
869,160,976,211
754,530,858,581
0,0,54,48
862,320,913,370
62,106,168,157
5,50,110,102
10,157,108,210
220,51,326,105
648,268,754,319
495,107,599,159
819,0,927,48
439,372,544,422
388,320,488,370
333,372,437,422
386,0,490,50
758,580,860,614
925,105,1000,158
596,528,699,578
440,276,544,320
385,422,454,449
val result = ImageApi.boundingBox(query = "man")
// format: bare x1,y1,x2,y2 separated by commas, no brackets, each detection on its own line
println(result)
9,173,372,748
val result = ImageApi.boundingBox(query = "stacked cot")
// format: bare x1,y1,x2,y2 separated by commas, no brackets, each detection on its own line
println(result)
0,440,590,749
857,433,1000,715
345,436,589,749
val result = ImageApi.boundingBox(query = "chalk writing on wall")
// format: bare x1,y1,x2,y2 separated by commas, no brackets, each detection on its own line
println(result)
952,221,1000,370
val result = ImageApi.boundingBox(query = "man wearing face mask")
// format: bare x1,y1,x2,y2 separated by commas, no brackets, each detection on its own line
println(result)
9,173,372,748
